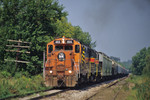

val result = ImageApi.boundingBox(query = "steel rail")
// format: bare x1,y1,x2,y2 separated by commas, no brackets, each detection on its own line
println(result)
85,76,128,100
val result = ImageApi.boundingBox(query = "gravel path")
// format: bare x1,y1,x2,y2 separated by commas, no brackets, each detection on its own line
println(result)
15,77,128,100
40,78,126,100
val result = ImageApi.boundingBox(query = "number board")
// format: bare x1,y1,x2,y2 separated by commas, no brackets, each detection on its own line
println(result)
54,40,61,44
66,40,73,44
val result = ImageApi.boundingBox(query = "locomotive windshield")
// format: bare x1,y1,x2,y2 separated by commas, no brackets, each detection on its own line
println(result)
75,45,80,53
55,46,63,50
55,45,73,51
65,46,72,50
48,45,53,53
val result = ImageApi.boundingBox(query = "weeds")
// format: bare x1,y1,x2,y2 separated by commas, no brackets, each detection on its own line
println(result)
126,75,150,100
0,71,50,99
136,77,150,100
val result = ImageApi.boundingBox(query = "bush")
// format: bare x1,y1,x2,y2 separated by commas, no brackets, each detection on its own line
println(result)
0,80,12,98
0,72,49,99
128,75,150,100
1,71,11,78
137,79,150,100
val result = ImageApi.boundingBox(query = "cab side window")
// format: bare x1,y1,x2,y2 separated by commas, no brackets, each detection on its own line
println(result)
48,45,53,53
75,45,80,53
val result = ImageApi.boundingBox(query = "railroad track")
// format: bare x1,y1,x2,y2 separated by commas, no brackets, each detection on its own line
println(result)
112,76,129,100
0,88,51,100
85,76,128,100
37,76,128,100
26,76,128,100
2,76,128,100
0,88,69,100
23,88,70,100
24,88,70,100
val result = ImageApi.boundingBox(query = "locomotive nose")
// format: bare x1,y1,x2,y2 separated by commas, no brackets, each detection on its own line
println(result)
56,51,74,87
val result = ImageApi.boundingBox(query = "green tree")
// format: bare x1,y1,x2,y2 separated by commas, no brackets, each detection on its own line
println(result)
54,17,75,37
131,47,150,75
142,47,150,75
73,26,96,48
0,0,96,75
0,0,67,74
142,55,150,75
54,17,96,48
131,47,147,75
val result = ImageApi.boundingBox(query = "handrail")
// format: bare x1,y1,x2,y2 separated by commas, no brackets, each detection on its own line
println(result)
72,59,80,77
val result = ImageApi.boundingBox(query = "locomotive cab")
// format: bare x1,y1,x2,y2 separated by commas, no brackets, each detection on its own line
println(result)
45,36,81,87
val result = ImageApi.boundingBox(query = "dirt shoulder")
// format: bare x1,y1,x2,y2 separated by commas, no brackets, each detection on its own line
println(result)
88,77,130,100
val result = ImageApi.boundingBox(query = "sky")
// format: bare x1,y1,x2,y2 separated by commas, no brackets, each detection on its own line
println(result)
58,0,150,61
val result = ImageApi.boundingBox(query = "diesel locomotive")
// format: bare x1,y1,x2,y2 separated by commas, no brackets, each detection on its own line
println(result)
45,36,128,87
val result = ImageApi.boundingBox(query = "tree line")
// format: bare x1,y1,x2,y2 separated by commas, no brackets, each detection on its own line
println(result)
0,0,96,75
131,46,150,100
131,47,150,76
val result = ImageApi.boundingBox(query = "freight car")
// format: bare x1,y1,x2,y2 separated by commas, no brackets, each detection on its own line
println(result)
45,36,128,87
117,64,128,77
98,52,112,80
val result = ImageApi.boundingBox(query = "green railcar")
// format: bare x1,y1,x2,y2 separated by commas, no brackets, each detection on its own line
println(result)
98,52,112,77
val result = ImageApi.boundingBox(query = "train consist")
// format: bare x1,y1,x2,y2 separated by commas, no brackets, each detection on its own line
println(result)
45,36,128,87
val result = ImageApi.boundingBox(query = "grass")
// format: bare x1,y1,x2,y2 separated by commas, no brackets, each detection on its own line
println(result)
125,74,150,100
0,71,51,99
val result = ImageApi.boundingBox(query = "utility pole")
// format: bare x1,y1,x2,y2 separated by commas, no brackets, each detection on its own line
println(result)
16,39,21,68
5,39,31,69
43,50,45,81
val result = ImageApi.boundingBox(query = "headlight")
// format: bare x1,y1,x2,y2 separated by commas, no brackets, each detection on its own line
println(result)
69,70,72,73
50,70,53,73
58,52,65,61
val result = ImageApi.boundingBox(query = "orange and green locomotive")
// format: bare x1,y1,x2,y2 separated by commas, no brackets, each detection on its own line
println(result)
45,36,100,87
44,36,128,87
